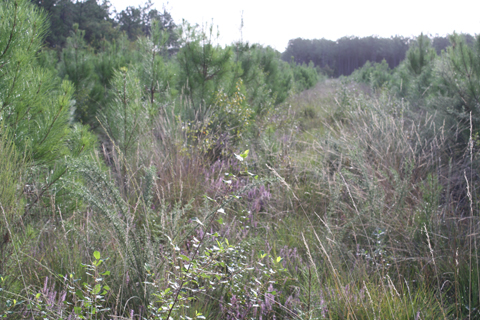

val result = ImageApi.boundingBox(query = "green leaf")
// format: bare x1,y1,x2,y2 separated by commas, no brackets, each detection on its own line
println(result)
92,284,101,295
93,251,101,260
75,290,85,300
74,306,82,315
179,254,190,262
234,150,250,162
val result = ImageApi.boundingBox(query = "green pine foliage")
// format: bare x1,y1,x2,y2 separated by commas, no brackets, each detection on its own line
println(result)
58,24,103,125
434,33,480,131
31,0,116,48
136,22,179,108
1,0,96,165
99,67,152,170
398,33,438,102
292,61,320,93
176,22,238,119
1,0,60,163
235,43,277,115
406,34,437,76
258,46,294,105
351,59,393,88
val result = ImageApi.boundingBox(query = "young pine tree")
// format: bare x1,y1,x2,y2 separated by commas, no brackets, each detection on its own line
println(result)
1,0,95,166
0,0,96,219
177,22,237,120
136,20,178,110
392,34,437,101
99,67,153,193
437,33,480,128
58,23,100,125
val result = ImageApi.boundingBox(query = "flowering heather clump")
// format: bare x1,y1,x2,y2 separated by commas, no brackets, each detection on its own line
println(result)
202,157,272,217
43,276,66,306
279,245,304,271
32,276,68,317
220,282,301,320
220,294,256,320
247,184,272,213
260,283,277,319
204,159,246,196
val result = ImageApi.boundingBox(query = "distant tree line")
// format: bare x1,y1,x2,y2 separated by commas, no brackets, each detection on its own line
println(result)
30,0,178,49
282,35,475,77
349,32,480,145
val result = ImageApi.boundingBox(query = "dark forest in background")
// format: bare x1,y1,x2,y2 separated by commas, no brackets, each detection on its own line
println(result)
30,0,178,48
282,34,475,77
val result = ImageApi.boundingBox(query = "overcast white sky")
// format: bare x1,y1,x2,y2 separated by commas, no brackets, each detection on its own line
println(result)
108,0,480,51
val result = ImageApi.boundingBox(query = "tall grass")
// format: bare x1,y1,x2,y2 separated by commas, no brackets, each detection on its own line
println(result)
3,79,480,319
251,81,480,319
0,125,28,317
